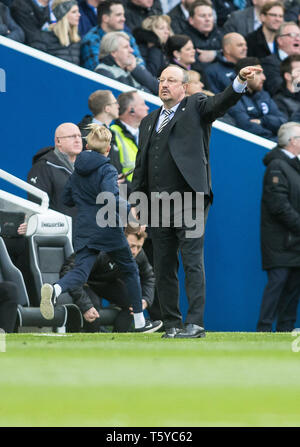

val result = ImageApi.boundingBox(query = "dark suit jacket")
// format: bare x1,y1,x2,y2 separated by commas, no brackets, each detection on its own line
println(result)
131,84,242,198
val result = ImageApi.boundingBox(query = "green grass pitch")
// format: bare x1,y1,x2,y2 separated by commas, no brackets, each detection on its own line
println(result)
1,332,300,427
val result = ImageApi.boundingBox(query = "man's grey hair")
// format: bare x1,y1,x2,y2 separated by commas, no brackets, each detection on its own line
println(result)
99,31,130,59
278,122,300,147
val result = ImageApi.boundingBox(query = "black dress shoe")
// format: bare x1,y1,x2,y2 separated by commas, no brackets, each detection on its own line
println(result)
161,327,182,338
175,324,206,338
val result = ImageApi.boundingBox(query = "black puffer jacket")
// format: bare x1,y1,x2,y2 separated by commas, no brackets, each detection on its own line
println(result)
60,250,155,312
261,147,300,270
30,30,81,65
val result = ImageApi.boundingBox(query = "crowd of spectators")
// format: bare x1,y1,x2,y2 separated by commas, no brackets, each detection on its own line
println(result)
1,0,300,138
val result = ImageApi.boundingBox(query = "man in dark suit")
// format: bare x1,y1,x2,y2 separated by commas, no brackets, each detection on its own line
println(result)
131,63,261,338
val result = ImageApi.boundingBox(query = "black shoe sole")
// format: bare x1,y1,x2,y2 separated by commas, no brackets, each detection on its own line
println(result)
175,331,206,339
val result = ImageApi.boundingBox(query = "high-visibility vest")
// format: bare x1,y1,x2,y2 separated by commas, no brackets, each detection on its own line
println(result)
110,124,138,182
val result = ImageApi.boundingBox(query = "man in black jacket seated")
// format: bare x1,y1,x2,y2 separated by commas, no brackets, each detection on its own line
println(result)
27,122,83,230
257,122,300,332
59,228,156,332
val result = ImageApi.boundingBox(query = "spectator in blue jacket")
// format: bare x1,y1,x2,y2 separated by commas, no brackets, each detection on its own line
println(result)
80,0,144,70
205,32,247,93
78,0,100,37
229,57,287,141
0,3,24,42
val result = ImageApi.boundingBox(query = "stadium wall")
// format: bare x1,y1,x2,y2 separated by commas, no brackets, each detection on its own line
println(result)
2,36,297,332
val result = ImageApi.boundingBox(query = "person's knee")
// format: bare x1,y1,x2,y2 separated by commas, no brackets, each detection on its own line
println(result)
119,260,139,276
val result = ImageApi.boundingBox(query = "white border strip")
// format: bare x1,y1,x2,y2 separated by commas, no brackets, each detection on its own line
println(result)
213,120,277,149
0,35,276,149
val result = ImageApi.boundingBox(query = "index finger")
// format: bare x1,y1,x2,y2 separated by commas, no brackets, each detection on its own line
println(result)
247,66,263,72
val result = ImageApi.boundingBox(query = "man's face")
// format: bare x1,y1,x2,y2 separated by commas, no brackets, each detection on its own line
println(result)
158,66,187,105
247,65,266,91
55,123,83,158
189,5,214,35
277,24,300,55
66,5,81,26
127,234,144,258
224,34,247,63
131,0,154,8
106,93,120,120
261,5,284,33
129,93,149,122
112,37,134,68
103,4,125,31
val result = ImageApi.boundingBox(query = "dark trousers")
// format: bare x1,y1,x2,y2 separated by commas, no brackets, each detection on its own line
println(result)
257,267,300,332
150,205,209,329
57,245,143,314
0,281,18,333
142,237,163,321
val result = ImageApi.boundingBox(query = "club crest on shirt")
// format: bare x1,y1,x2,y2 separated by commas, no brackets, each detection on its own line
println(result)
261,102,269,115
